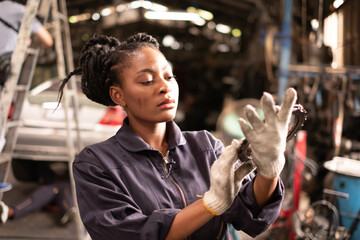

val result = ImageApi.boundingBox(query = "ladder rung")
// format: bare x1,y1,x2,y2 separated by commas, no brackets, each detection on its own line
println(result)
26,47,39,55
64,89,77,96
49,12,67,22
15,144,69,154
15,85,28,91
6,120,22,128
12,153,71,162
57,12,67,21
0,153,12,164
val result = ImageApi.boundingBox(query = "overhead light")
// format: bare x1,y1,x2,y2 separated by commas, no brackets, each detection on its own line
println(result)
197,9,213,21
161,35,182,50
92,13,101,21
130,1,142,9
128,1,168,11
187,6,196,13
68,13,91,23
141,1,152,9
162,35,175,47
231,28,241,37
216,23,231,34
187,6,213,21
333,0,344,9
101,7,113,16
311,19,319,31
116,4,128,12
193,18,206,26
145,11,201,21
69,16,77,23
171,41,182,50
150,3,168,12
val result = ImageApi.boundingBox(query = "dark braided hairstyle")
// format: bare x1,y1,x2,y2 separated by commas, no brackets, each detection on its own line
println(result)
58,32,160,106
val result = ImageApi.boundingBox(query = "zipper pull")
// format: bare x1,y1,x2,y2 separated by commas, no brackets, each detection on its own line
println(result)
163,156,169,164
161,150,170,164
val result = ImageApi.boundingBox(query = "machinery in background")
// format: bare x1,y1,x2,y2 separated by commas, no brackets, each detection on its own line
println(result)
292,189,349,240
292,157,360,240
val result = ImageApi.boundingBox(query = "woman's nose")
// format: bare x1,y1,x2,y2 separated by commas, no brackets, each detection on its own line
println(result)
159,77,171,94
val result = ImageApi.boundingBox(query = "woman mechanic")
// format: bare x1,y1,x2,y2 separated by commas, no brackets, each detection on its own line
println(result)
58,32,297,240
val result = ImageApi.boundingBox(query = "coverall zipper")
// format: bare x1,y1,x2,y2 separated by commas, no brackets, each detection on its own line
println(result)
161,151,187,208
161,151,193,240
160,152,223,239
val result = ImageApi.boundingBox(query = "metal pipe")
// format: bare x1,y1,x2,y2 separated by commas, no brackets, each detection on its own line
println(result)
277,0,294,102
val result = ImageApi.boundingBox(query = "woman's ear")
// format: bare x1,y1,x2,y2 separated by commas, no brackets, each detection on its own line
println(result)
109,86,126,107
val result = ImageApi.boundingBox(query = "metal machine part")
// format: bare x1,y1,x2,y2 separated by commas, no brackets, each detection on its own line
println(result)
292,199,350,240
237,104,307,162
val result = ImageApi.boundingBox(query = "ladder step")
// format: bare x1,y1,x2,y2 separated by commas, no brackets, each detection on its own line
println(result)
57,12,67,21
15,85,28,91
12,153,71,162
13,144,73,162
0,153,12,164
6,120,22,128
26,47,39,55
15,144,70,154
64,89,77,96
48,11,67,22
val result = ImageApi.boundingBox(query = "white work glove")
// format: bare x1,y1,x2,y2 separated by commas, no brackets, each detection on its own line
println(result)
203,139,256,215
238,88,297,179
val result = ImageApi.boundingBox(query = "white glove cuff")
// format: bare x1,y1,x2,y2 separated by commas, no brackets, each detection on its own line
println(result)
203,191,230,216
257,155,285,179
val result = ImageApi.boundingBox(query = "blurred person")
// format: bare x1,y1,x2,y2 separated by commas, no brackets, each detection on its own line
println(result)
0,0,53,56
0,0,53,190
0,0,53,87
0,181,75,226
58,32,297,240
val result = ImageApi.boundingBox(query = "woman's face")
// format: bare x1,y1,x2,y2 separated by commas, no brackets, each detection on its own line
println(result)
114,46,179,125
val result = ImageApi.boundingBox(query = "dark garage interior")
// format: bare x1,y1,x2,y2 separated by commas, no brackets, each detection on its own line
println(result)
1,0,360,239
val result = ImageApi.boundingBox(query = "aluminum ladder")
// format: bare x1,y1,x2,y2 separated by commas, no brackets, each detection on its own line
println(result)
0,0,85,239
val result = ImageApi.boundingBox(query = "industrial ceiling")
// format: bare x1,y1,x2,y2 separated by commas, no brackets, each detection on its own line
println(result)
61,0,336,130
64,0,332,59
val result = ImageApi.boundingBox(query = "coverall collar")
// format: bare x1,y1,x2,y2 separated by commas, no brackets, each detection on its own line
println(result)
115,117,186,152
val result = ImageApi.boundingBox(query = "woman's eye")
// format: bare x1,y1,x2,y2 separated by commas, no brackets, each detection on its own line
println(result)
166,75,176,81
141,80,153,86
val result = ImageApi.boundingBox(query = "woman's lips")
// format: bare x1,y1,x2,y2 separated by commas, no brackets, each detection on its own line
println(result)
158,98,176,109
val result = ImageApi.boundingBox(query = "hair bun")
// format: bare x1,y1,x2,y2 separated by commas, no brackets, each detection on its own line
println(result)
126,32,159,48
82,35,120,54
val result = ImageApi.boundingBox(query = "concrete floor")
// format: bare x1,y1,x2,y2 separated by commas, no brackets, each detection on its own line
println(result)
0,170,83,240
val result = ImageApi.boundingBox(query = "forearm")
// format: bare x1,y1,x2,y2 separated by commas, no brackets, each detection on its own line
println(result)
34,27,53,47
253,174,278,208
165,199,214,240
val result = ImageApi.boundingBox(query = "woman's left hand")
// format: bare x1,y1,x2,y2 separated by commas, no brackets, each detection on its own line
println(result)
238,88,297,179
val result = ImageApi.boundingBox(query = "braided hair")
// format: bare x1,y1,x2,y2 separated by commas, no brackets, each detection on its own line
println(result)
58,32,160,106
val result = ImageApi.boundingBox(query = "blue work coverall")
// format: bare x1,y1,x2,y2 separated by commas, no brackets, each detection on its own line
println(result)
73,117,284,240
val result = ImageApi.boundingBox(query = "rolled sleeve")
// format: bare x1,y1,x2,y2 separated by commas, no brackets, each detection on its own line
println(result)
222,176,284,237
143,209,180,239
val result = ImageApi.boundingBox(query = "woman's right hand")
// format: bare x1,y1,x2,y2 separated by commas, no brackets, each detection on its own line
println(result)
203,139,256,215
